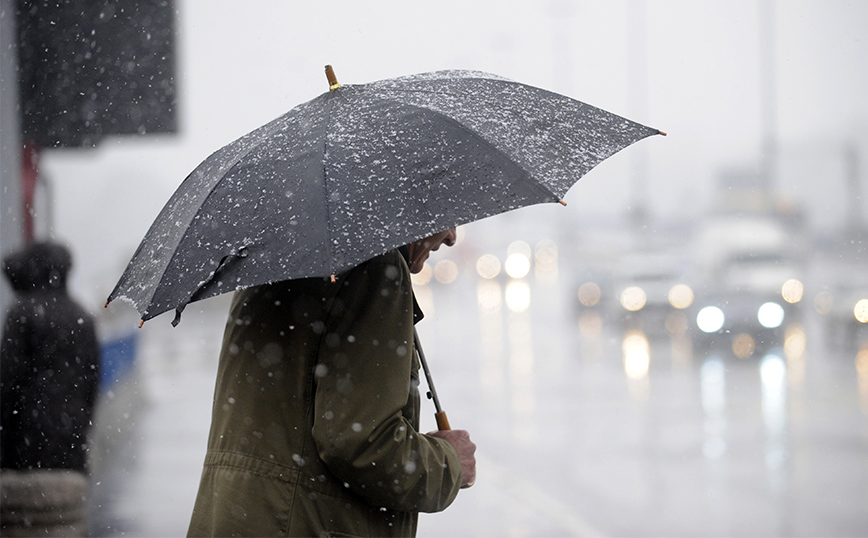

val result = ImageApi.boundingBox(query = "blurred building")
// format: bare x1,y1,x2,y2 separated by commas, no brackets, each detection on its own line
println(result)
0,0,177,311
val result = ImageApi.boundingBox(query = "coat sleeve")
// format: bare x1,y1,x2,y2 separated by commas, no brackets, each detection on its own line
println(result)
310,253,462,513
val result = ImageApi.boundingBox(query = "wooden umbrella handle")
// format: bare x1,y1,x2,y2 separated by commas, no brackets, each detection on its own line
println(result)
435,411,451,431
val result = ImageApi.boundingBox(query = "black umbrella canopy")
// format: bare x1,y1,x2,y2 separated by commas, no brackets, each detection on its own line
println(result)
107,68,663,325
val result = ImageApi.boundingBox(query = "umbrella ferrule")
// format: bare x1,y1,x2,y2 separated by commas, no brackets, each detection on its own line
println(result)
325,65,342,91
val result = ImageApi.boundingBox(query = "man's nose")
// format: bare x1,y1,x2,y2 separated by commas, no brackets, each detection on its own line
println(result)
444,228,457,247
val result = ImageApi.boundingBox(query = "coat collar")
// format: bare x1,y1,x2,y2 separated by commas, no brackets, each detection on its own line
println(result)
399,246,425,325
412,293,424,325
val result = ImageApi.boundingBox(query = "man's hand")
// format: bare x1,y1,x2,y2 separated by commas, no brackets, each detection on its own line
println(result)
428,429,476,488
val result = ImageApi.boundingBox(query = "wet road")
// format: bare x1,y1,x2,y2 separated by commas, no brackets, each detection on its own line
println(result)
416,268,868,537
89,245,868,537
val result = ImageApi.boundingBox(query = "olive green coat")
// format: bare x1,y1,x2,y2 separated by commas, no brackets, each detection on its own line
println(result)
187,250,461,537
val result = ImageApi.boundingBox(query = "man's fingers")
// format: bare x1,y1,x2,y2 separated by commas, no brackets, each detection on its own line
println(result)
428,429,477,488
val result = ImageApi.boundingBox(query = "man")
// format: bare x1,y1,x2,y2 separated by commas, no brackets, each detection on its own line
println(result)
188,228,476,537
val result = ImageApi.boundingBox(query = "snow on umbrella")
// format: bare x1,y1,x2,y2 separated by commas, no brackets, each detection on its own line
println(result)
106,66,664,326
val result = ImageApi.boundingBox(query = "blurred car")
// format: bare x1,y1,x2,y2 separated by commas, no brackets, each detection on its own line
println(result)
690,288,802,358
604,253,695,337
689,215,807,358
821,285,868,354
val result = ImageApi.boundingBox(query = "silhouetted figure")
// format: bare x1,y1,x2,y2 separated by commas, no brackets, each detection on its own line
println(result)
0,241,100,536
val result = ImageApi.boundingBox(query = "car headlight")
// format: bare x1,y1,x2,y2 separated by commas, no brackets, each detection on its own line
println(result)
697,306,725,333
757,302,785,329
620,286,646,312
781,279,804,304
577,282,602,307
668,284,694,309
855,298,868,323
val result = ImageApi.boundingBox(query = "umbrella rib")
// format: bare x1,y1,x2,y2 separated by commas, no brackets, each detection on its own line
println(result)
136,117,293,320
322,93,337,279
381,96,564,205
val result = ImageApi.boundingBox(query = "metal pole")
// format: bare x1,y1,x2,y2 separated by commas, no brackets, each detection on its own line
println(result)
0,0,24,314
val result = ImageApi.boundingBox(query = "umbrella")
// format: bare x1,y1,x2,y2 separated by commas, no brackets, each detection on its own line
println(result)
106,66,664,326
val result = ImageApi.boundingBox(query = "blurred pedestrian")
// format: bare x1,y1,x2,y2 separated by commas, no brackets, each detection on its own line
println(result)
188,229,476,537
0,241,100,536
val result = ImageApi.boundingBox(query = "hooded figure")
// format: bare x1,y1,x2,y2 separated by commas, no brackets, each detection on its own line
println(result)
0,242,100,471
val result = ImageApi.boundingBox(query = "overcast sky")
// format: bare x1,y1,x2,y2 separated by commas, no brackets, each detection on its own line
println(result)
37,0,868,307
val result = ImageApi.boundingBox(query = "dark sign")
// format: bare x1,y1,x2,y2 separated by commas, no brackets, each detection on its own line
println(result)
17,0,177,148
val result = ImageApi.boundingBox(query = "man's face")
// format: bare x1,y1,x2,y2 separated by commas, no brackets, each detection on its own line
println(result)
406,227,457,273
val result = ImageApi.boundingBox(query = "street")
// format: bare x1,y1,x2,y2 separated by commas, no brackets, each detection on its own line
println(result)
88,229,868,537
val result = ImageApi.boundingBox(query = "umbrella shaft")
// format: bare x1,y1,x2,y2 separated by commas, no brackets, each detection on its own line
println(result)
414,328,443,413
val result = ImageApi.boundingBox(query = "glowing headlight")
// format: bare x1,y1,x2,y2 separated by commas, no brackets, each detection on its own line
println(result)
504,253,531,279
577,282,602,307
781,279,804,304
668,284,694,309
476,254,501,279
855,299,868,323
697,306,725,333
758,302,785,329
620,286,647,312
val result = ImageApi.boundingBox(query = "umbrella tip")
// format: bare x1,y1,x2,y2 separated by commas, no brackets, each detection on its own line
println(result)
558,199,567,206
325,65,341,91
104,300,110,308
658,130,668,136
138,319,145,329
330,274,336,283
